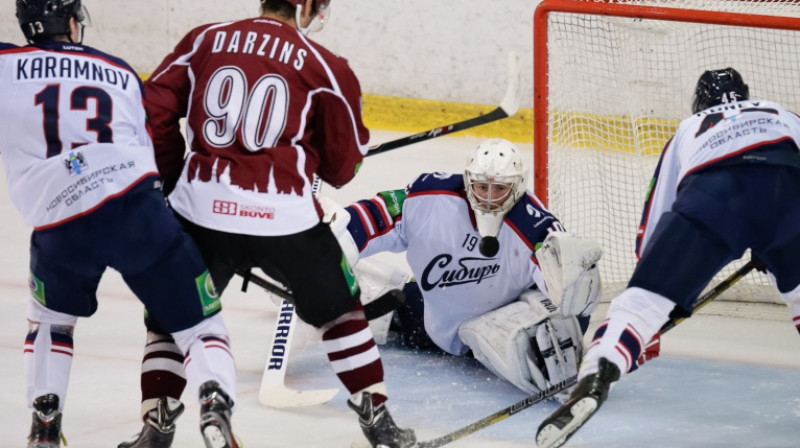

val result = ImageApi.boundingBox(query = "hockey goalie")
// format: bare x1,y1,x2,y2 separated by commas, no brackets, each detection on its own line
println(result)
325,138,603,397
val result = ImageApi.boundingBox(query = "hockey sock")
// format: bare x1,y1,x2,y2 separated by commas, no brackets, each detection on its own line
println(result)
321,302,388,406
140,331,187,417
24,322,74,410
172,314,237,407
580,287,674,378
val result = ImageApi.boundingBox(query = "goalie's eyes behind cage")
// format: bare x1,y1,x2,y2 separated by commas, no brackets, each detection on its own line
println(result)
470,181,512,211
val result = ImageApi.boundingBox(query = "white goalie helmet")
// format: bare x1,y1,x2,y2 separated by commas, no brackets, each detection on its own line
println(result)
465,138,526,214
464,138,527,239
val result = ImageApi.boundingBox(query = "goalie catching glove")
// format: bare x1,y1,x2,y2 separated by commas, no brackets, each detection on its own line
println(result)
535,231,602,317
458,289,583,397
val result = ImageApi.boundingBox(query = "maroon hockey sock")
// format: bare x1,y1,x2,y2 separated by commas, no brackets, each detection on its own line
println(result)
322,302,386,403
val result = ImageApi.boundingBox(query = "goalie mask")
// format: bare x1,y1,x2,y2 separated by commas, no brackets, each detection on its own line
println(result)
692,67,749,114
464,138,526,251
17,0,91,44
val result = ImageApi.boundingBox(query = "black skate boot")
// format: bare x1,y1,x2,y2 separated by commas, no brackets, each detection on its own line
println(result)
536,357,621,448
118,397,185,448
348,392,416,448
199,381,238,448
28,394,63,448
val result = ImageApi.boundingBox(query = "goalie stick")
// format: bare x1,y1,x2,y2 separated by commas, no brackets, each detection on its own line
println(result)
411,261,756,448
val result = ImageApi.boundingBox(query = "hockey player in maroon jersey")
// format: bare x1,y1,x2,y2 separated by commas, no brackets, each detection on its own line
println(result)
2,1,240,447
119,1,416,447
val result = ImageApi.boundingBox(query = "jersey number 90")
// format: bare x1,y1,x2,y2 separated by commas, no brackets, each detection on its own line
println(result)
203,67,288,152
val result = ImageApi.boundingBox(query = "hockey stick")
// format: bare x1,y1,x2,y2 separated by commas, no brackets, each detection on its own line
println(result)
240,269,405,321
365,51,522,157
259,298,339,407
412,260,756,448
256,284,404,408
662,260,755,333
253,176,342,408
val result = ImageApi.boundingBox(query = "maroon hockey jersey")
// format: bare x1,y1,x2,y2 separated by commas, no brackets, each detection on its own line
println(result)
146,17,369,235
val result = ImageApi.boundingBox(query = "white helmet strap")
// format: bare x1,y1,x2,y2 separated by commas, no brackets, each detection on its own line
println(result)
294,3,328,35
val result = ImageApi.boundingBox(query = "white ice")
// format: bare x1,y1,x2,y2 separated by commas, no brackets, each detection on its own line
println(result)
1,131,799,447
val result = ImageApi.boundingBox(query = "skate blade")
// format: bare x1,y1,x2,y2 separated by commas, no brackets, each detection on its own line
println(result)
536,397,598,448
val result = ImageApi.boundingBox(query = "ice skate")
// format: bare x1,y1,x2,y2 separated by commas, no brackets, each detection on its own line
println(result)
199,381,239,448
536,358,620,448
118,397,184,448
348,392,416,448
28,394,63,448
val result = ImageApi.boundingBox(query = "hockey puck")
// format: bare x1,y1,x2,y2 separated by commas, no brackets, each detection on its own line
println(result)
479,236,500,257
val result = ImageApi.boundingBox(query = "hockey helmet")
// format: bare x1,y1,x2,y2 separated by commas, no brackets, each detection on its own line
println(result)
17,0,90,43
465,138,526,216
692,67,749,113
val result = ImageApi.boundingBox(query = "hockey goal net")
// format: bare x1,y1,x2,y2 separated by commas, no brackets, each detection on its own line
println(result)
533,0,800,314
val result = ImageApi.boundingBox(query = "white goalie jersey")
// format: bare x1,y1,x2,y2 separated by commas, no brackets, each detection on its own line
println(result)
344,172,565,355
0,41,158,229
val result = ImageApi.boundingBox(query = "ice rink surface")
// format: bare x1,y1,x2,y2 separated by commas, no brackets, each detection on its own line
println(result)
1,131,799,447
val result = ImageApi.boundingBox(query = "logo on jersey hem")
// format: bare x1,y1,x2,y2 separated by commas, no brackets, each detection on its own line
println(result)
212,200,276,219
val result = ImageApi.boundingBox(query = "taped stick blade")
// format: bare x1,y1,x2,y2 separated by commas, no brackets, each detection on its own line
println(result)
259,384,339,408
499,51,522,117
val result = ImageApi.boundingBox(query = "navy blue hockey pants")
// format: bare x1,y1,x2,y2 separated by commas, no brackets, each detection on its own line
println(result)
629,164,800,314
29,182,216,333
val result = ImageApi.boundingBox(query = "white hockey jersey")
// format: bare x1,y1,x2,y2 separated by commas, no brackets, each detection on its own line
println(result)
0,42,158,230
345,172,564,355
636,100,800,256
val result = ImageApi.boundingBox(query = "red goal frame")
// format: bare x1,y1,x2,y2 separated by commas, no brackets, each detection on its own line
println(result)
532,0,800,207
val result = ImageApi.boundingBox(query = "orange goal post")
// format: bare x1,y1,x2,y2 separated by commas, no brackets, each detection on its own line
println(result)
533,0,800,310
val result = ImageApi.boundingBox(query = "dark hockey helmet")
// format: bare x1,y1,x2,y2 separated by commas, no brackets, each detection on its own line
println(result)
16,0,90,43
692,67,749,113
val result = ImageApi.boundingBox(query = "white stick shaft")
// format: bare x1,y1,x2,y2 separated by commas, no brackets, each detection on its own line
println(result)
259,299,296,396
258,300,339,407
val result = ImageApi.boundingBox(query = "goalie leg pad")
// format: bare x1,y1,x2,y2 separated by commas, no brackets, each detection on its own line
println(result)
458,292,584,395
535,231,602,317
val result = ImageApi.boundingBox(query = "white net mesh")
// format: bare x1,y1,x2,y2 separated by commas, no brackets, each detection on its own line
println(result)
538,0,800,305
